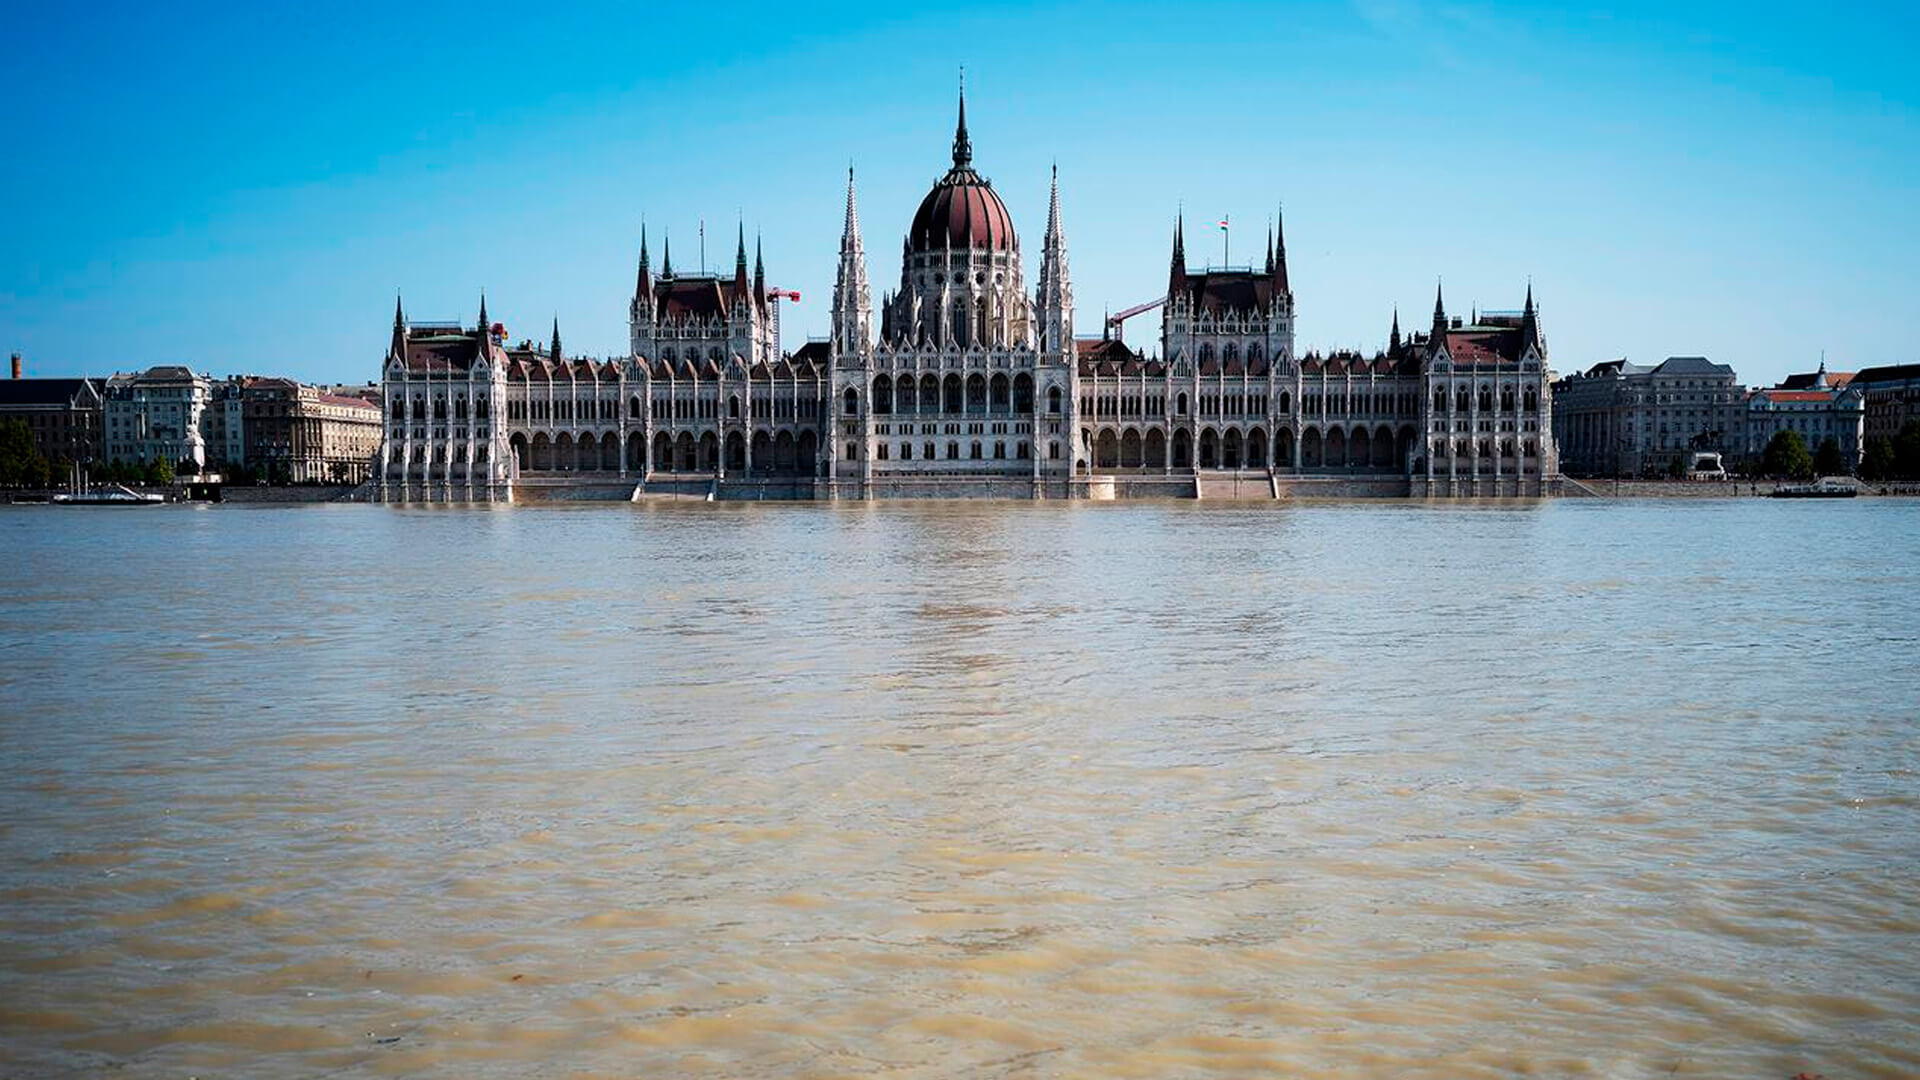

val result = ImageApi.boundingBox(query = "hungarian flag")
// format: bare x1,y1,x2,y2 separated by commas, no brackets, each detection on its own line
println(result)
1218,217,1229,231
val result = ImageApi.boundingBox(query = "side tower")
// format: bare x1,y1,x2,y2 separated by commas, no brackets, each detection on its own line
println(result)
1413,282,1558,496
826,166,872,492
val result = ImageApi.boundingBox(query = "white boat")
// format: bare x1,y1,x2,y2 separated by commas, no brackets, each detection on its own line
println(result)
52,483,165,506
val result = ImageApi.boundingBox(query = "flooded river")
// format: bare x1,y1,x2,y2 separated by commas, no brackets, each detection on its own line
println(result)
2,499,1916,1078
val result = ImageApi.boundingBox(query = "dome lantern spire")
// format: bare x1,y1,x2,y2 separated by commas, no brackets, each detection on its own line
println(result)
952,71,972,170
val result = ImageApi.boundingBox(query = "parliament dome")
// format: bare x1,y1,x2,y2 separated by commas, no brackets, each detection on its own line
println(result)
905,93,1016,254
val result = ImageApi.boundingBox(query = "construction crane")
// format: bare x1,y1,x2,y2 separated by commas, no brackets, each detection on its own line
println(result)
765,288,800,359
1104,296,1166,347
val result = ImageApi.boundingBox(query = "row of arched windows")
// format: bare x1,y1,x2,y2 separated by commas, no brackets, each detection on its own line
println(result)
864,373,1039,416
873,440,1032,462
1080,423,1426,472
1434,386,1540,413
395,394,491,422
1193,342,1267,364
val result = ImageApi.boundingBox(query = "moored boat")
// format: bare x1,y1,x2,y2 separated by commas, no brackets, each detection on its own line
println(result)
1769,480,1857,499
52,484,166,506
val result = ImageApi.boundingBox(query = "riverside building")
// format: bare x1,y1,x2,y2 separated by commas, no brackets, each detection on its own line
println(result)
1,356,104,467
378,93,1559,502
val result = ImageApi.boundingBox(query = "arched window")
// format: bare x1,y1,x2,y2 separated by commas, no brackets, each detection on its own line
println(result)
729,394,741,419
1199,343,1214,363
1047,386,1062,414
1478,385,1494,412
843,387,859,415
662,347,676,362
1524,387,1539,411
1177,392,1189,416
630,395,642,419
1248,342,1263,363
970,441,982,459
1457,388,1471,412
1500,386,1515,412
391,397,405,420
1223,343,1238,363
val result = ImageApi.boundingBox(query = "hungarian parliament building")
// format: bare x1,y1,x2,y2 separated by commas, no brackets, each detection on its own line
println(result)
377,93,1559,501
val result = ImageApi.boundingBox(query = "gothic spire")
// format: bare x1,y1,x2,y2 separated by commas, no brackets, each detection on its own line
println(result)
1264,226,1274,274
1169,212,1188,296
1431,279,1448,339
661,233,673,277
1272,204,1290,293
550,317,562,361
1521,281,1543,353
753,233,765,292
951,76,973,170
1390,308,1402,353
478,291,489,334
1044,164,1064,245
393,293,405,330
733,219,750,299
1039,164,1072,352
840,166,863,256
635,223,653,303
832,165,871,353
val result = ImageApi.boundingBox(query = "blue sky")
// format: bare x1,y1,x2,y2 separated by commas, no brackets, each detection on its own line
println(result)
3,0,1914,388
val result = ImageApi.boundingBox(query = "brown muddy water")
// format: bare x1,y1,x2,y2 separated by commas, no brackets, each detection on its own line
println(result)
1,499,1916,1079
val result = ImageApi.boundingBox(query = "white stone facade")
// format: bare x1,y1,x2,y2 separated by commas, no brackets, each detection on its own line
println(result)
103,366,213,470
377,92,1558,501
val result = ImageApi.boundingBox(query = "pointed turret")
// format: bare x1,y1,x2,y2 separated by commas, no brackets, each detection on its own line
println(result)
634,224,654,315
952,81,972,169
832,165,871,354
753,234,765,298
551,317,562,361
1169,213,1188,297
1431,280,1448,341
478,292,489,336
1264,226,1274,275
1390,308,1402,354
1272,205,1290,293
733,220,749,301
1038,164,1073,353
661,234,673,278
1520,281,1542,354
390,293,407,358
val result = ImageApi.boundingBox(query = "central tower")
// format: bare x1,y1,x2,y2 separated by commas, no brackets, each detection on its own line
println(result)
882,90,1033,350
831,88,1078,497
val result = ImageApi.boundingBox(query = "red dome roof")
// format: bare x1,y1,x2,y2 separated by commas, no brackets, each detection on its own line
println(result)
906,91,1016,254
909,173,1015,253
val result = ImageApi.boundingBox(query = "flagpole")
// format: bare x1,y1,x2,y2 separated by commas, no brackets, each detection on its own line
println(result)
1222,215,1229,268
699,219,706,274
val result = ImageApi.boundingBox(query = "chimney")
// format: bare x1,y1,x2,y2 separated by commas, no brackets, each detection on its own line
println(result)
9,353,19,379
